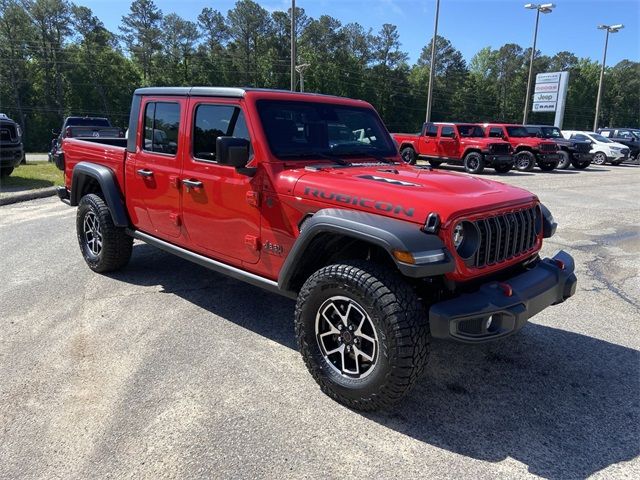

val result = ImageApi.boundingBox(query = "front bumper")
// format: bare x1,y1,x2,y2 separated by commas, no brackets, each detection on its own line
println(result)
572,152,593,161
535,152,560,163
429,251,577,343
0,145,24,167
484,154,513,166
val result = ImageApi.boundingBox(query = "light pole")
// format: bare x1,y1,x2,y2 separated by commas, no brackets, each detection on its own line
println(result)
291,0,296,91
593,24,624,131
522,3,555,125
425,0,440,122
296,63,310,92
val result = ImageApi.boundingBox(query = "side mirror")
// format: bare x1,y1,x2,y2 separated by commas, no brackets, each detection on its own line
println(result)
51,129,59,137
216,136,250,168
502,135,508,141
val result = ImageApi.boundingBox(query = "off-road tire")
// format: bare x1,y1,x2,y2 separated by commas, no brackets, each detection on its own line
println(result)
76,194,132,273
400,146,417,165
493,163,512,174
295,260,429,411
592,152,607,165
538,161,557,172
463,152,485,174
514,151,536,171
557,151,571,169
571,159,591,169
0,167,14,177
429,160,442,168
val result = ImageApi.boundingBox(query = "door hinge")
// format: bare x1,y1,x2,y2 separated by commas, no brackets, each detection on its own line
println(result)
246,191,261,207
244,234,260,251
169,213,181,226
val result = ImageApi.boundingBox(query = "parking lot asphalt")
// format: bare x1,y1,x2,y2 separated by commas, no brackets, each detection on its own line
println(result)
1,163,638,479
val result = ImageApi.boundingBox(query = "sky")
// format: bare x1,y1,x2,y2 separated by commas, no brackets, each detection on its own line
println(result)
85,0,639,66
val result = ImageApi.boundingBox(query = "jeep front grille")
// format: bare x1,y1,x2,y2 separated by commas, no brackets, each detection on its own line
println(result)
472,207,538,268
575,142,591,154
489,143,510,155
539,143,557,152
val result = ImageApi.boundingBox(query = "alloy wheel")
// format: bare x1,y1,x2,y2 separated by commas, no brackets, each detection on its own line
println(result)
83,211,103,256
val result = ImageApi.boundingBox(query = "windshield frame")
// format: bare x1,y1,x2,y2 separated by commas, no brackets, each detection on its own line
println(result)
255,99,398,161
456,124,486,138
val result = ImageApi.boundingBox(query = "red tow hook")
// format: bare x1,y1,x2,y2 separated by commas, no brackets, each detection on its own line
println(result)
498,282,513,297
553,259,566,270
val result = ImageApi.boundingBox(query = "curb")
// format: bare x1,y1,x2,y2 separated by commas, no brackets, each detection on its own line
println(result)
0,187,58,206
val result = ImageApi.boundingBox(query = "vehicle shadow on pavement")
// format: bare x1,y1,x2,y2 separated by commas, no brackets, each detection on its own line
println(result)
367,331,640,479
113,244,639,479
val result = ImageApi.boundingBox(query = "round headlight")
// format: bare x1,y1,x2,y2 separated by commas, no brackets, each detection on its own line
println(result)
452,221,480,260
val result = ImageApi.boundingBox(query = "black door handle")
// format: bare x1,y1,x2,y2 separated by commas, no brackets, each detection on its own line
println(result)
136,169,154,178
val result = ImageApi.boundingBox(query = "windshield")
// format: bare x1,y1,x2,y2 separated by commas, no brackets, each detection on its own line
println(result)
506,126,533,138
256,100,397,159
529,126,563,138
457,124,485,137
590,133,612,143
66,118,111,127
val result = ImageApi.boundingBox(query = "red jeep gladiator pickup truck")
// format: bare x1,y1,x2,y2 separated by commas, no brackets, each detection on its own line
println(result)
58,87,576,410
393,122,514,174
484,123,560,172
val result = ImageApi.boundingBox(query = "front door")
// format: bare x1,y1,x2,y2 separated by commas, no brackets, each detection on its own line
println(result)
180,98,261,265
129,99,185,238
419,123,438,156
438,125,458,158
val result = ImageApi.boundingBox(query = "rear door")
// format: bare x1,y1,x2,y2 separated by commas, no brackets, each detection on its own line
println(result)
128,98,185,239
180,98,261,265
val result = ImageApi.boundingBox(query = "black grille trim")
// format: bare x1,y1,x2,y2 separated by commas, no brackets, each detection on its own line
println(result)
489,143,510,155
471,206,538,268
539,143,557,152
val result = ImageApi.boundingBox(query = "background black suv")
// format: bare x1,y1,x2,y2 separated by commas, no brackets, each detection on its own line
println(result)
0,114,25,177
525,125,592,169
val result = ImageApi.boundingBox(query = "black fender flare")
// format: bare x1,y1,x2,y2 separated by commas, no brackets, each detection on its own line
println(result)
70,162,130,227
278,208,454,292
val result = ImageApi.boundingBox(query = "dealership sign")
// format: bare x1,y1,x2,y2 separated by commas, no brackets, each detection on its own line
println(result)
532,71,570,128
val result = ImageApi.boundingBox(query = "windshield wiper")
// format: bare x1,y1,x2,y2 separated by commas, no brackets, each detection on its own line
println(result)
328,149,395,164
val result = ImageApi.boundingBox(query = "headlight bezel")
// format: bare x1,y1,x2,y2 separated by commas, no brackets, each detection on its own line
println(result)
451,220,480,260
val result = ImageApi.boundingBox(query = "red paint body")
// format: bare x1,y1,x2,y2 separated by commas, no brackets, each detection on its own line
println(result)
483,123,558,154
63,90,542,283
393,123,512,163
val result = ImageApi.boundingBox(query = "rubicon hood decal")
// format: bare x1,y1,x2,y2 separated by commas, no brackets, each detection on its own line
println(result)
303,186,415,217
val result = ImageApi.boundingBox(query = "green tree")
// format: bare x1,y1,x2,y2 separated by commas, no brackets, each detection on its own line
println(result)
119,0,163,83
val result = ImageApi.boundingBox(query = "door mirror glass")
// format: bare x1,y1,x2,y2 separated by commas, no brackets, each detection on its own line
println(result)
216,136,250,168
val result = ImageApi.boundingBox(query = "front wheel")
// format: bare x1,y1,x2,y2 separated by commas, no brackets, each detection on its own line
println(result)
572,159,591,169
295,261,429,411
592,152,607,165
400,146,417,165
493,163,513,174
557,151,571,169
514,151,536,171
463,152,485,174
538,161,557,172
76,194,133,273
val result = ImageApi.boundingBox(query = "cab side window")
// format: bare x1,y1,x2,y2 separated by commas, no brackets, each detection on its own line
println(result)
441,126,455,138
423,123,438,137
143,102,180,155
489,127,503,138
193,105,249,162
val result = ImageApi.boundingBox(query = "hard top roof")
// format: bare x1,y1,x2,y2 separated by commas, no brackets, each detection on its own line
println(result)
133,86,363,103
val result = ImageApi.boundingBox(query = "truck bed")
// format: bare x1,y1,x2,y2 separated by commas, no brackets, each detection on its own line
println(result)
62,137,128,191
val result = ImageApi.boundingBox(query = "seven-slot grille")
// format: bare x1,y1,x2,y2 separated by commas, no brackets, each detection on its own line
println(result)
575,142,591,153
489,143,510,154
471,206,538,268
539,143,557,152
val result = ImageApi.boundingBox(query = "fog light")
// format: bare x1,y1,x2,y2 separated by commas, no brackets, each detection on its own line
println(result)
486,316,493,329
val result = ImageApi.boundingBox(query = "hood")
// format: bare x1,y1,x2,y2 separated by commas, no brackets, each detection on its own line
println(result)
291,164,537,225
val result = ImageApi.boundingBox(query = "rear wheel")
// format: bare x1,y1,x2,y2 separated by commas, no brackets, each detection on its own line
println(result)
77,194,133,273
592,152,607,165
514,151,536,171
493,163,512,174
463,152,485,174
295,261,429,411
0,167,14,177
400,146,417,165
557,151,571,169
